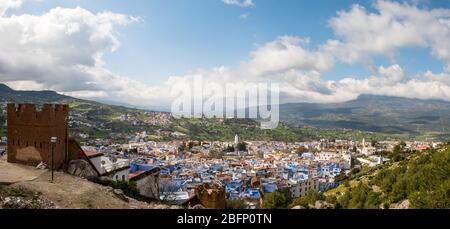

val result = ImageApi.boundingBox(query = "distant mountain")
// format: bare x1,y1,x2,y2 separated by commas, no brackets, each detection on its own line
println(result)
280,94,450,137
0,83,163,142
0,83,71,104
0,84,14,93
0,83,400,142
1,83,450,140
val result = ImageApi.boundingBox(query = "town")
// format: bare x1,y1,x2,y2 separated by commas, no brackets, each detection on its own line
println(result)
0,103,441,209
86,132,438,208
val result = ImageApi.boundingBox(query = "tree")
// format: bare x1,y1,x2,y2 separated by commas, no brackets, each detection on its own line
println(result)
390,175,407,202
289,191,324,209
399,141,407,148
225,145,235,153
339,146,450,209
409,183,450,209
391,152,405,162
371,140,378,147
257,151,264,159
296,146,308,154
364,191,381,209
338,192,351,208
209,148,224,159
226,199,248,209
348,183,369,209
236,142,247,151
263,189,292,209
111,181,141,200
178,143,186,152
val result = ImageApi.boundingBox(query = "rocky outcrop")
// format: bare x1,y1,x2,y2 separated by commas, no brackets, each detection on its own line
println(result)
0,186,56,209
293,201,335,209
390,200,410,209
191,204,206,209
67,159,97,178
1,196,56,209
314,200,335,209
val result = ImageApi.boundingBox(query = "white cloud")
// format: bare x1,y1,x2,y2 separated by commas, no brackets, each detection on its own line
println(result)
165,34,450,104
0,0,22,16
243,36,334,77
0,6,157,102
2,0,450,109
240,13,250,19
423,70,450,84
0,0,43,16
279,64,450,104
369,64,405,86
324,0,450,71
222,0,254,8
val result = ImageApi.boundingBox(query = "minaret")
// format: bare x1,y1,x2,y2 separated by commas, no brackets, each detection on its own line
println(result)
234,134,240,146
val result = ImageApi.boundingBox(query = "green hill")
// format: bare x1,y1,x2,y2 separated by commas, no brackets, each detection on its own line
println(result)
0,83,445,142
280,95,450,140
320,144,450,209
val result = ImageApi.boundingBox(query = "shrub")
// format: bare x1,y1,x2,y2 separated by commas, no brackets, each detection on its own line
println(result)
111,181,141,200
226,199,248,209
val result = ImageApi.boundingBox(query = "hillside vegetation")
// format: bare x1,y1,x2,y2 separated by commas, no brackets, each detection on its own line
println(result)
281,95,450,140
323,145,449,209
263,144,450,209
0,84,404,142
2,84,450,141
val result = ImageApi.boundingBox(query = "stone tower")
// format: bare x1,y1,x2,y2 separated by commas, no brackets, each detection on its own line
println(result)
7,103,69,168
195,183,226,209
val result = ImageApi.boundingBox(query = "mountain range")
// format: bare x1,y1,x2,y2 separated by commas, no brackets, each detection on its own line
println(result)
1,83,450,141
280,95,450,137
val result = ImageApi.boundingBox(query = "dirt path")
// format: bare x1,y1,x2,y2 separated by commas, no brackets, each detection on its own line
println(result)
10,171,179,209
1,156,180,209
0,156,46,185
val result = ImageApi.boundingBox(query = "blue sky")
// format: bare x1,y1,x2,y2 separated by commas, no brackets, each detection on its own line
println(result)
13,0,449,84
1,0,450,107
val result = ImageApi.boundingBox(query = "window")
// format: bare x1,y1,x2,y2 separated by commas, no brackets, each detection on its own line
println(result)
122,175,125,181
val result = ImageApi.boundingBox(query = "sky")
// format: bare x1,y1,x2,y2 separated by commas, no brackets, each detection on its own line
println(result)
0,0,450,109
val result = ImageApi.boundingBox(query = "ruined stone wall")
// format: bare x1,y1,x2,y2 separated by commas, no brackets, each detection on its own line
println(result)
7,104,68,168
67,138,86,162
195,183,226,209
134,170,160,200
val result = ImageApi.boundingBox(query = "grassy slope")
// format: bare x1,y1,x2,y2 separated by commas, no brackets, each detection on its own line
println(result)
324,145,450,209
167,118,402,142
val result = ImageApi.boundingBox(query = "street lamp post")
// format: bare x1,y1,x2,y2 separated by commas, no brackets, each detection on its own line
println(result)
50,137,57,183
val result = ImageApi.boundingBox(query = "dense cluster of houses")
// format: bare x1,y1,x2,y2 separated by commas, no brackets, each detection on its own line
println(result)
0,103,442,209
84,132,439,208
